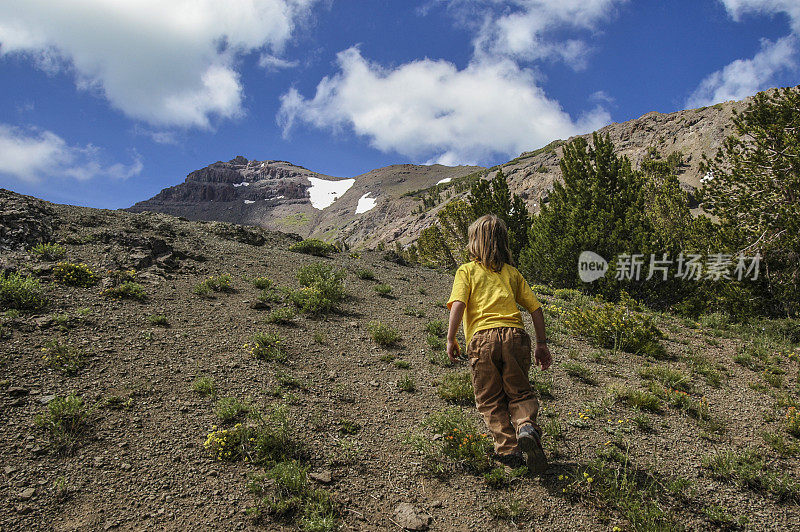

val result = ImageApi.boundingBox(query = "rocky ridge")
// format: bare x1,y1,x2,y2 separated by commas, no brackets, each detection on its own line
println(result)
129,98,746,250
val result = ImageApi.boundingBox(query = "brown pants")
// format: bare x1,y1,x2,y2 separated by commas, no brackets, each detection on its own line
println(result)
467,327,539,455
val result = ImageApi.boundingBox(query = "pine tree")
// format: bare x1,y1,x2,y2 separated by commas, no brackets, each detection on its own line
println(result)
700,86,800,315
469,169,530,263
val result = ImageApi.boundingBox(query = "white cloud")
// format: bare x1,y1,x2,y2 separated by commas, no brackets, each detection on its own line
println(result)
279,1,621,165
451,0,627,69
0,124,142,183
687,1,800,107
0,0,316,129
589,90,615,104
687,36,797,107
721,0,800,33
259,54,299,71
279,47,609,165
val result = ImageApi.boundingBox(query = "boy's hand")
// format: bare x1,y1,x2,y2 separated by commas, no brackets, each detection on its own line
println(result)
447,339,461,363
534,344,552,370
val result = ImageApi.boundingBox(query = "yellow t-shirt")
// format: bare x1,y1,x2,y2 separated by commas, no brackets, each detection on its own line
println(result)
447,261,541,346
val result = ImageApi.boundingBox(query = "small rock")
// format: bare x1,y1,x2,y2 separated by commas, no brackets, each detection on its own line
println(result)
249,300,270,310
394,503,431,531
39,395,57,405
120,463,132,471
348,321,359,328
327,371,337,381
4,466,17,475
369,380,379,387
430,500,442,508
309,470,333,484
18,487,35,500
8,386,29,397
34,316,53,329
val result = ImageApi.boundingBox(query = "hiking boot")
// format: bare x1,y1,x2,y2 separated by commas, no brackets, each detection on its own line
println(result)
517,424,547,475
493,450,525,469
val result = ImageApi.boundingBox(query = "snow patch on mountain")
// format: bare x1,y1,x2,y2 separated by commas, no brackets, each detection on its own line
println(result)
307,177,355,209
355,193,377,214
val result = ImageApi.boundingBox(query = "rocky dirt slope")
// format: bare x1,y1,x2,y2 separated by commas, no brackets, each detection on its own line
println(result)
3,189,800,531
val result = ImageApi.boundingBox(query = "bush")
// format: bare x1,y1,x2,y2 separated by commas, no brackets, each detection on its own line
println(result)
204,406,296,464
249,332,286,362
53,262,98,287
398,375,417,392
289,239,338,257
425,319,447,338
32,242,66,261
258,287,286,304
289,287,337,316
214,397,251,423
437,372,474,404
42,339,86,376
652,385,713,423
427,335,445,350
404,306,425,318
192,376,216,397
266,307,297,325
786,407,800,437
703,447,800,502
368,321,401,347
406,408,493,474
0,272,47,311
531,284,554,296
291,264,346,316
253,276,273,290
565,294,665,357
248,460,339,530
561,361,596,385
194,274,233,297
638,365,692,392
34,394,91,453
355,268,375,280
148,314,169,327
428,350,453,367
102,281,147,301
530,370,554,398
553,288,583,301
374,284,392,297
108,269,137,285
608,385,661,413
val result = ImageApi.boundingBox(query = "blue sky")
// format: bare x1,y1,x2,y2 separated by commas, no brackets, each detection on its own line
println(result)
1,0,798,209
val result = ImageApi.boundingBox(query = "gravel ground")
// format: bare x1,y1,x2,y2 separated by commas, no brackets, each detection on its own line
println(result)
1,196,799,531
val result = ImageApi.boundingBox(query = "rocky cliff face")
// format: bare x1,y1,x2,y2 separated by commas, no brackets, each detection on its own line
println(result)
130,97,746,249
129,157,482,247
493,99,746,213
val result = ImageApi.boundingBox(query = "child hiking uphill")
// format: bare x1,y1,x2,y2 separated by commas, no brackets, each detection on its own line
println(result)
446,214,552,474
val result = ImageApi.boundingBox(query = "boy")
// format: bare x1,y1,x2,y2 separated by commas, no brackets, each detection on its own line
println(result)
446,214,551,473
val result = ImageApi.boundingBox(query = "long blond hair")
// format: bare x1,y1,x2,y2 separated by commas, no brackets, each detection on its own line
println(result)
467,214,513,272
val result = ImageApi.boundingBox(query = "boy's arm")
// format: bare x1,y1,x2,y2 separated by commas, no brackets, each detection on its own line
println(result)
530,307,552,370
447,301,466,363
